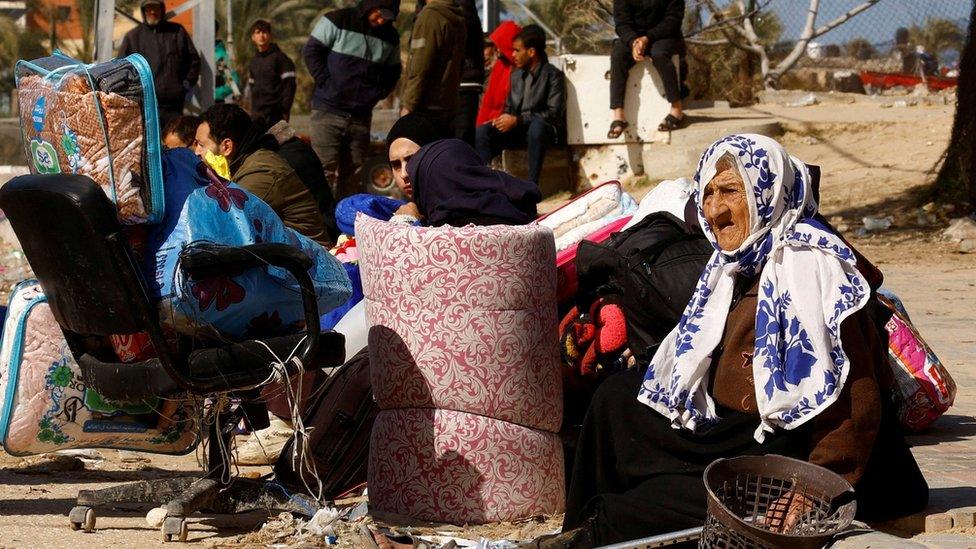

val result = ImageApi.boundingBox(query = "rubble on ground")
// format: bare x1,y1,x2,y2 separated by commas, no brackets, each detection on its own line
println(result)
943,216,976,253
212,496,563,549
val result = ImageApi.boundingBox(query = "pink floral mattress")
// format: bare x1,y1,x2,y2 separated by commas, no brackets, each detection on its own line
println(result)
356,215,562,432
368,408,565,524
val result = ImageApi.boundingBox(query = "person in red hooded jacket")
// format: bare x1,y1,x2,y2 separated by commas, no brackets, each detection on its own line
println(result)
476,21,521,127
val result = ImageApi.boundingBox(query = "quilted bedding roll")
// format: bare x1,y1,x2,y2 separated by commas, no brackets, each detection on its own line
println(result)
368,408,565,524
356,214,562,432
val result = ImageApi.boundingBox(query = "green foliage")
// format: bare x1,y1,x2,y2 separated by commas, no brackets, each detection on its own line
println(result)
217,0,340,114
685,4,782,103
0,14,45,94
910,17,965,57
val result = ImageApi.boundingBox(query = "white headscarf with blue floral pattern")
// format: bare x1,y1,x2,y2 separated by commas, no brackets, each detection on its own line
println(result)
637,134,870,442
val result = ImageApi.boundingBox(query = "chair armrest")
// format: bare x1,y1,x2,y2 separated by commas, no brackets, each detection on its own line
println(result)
179,242,313,278
179,243,321,368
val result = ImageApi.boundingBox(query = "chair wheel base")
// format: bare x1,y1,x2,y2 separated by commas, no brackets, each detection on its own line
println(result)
68,506,96,533
162,516,188,542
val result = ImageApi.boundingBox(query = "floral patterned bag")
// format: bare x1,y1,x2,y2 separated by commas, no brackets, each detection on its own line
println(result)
144,149,352,340
0,280,198,456
16,52,164,225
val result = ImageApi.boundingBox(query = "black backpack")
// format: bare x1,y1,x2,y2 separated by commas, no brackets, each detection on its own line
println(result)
574,212,714,364
273,347,378,500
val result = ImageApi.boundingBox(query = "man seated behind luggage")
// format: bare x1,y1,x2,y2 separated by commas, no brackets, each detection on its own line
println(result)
162,115,202,149
474,25,565,187
266,119,341,243
196,104,332,248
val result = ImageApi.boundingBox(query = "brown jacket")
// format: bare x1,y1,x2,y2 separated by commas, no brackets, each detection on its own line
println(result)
710,277,883,486
400,0,466,113
233,148,332,248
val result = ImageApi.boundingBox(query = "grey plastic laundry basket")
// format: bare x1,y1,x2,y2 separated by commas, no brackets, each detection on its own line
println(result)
699,455,857,549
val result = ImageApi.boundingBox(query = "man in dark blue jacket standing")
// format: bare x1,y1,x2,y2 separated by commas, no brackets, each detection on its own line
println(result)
119,0,201,131
303,0,401,200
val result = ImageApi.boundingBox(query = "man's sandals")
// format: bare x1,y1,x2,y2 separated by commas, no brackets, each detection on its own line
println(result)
607,119,629,139
658,113,686,132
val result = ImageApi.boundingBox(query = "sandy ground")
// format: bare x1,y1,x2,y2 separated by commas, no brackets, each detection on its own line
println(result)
1,100,975,547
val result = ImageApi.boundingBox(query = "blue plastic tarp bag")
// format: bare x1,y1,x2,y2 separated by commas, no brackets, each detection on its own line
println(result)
143,149,351,340
320,262,362,330
335,193,405,235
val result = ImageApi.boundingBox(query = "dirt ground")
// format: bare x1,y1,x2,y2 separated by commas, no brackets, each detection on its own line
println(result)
1,100,974,547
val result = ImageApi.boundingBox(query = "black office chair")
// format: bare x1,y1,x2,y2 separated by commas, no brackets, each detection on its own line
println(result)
0,174,345,542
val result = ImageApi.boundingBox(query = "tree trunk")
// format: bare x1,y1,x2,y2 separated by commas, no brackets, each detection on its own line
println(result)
934,1,976,206
738,51,755,103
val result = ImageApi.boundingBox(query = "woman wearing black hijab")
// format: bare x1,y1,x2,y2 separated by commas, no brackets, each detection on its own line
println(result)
386,113,446,201
404,138,541,227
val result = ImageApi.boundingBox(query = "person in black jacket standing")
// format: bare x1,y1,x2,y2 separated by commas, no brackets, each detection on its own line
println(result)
119,0,200,131
607,0,687,138
474,25,565,187
452,0,486,146
246,20,297,125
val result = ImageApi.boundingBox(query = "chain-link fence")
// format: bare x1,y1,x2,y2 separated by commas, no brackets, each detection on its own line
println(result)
526,0,971,102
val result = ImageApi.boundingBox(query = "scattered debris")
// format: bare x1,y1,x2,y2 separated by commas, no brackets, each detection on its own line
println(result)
943,216,976,253
916,209,938,227
14,454,86,474
862,216,893,232
802,135,820,145
943,217,976,241
786,93,819,107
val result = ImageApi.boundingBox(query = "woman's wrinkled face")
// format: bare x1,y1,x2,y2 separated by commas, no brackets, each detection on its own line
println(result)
703,167,751,251
388,137,421,199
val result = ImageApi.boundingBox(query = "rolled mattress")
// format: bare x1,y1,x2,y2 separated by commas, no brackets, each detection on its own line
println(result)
368,407,565,524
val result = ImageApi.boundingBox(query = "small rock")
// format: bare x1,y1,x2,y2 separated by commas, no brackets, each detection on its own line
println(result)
837,224,850,233
879,102,893,108
829,215,844,224
802,135,820,145
943,217,976,241
960,239,976,253
925,512,953,533
950,509,976,528
893,100,909,108
146,507,168,527
922,202,937,213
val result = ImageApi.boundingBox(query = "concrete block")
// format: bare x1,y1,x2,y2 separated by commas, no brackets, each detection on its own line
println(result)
500,148,573,198
925,513,953,533
831,530,926,548
913,533,976,549
949,509,976,528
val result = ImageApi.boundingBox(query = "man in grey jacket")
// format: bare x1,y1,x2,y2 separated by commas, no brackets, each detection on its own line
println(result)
474,25,565,186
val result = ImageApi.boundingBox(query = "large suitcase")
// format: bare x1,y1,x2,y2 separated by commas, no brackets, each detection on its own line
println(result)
0,280,198,456
16,52,164,225
273,347,377,500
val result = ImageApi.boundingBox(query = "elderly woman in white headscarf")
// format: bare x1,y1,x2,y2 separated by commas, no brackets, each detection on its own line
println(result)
562,134,927,545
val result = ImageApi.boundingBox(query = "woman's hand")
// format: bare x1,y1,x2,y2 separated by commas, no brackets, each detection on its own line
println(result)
394,202,421,219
